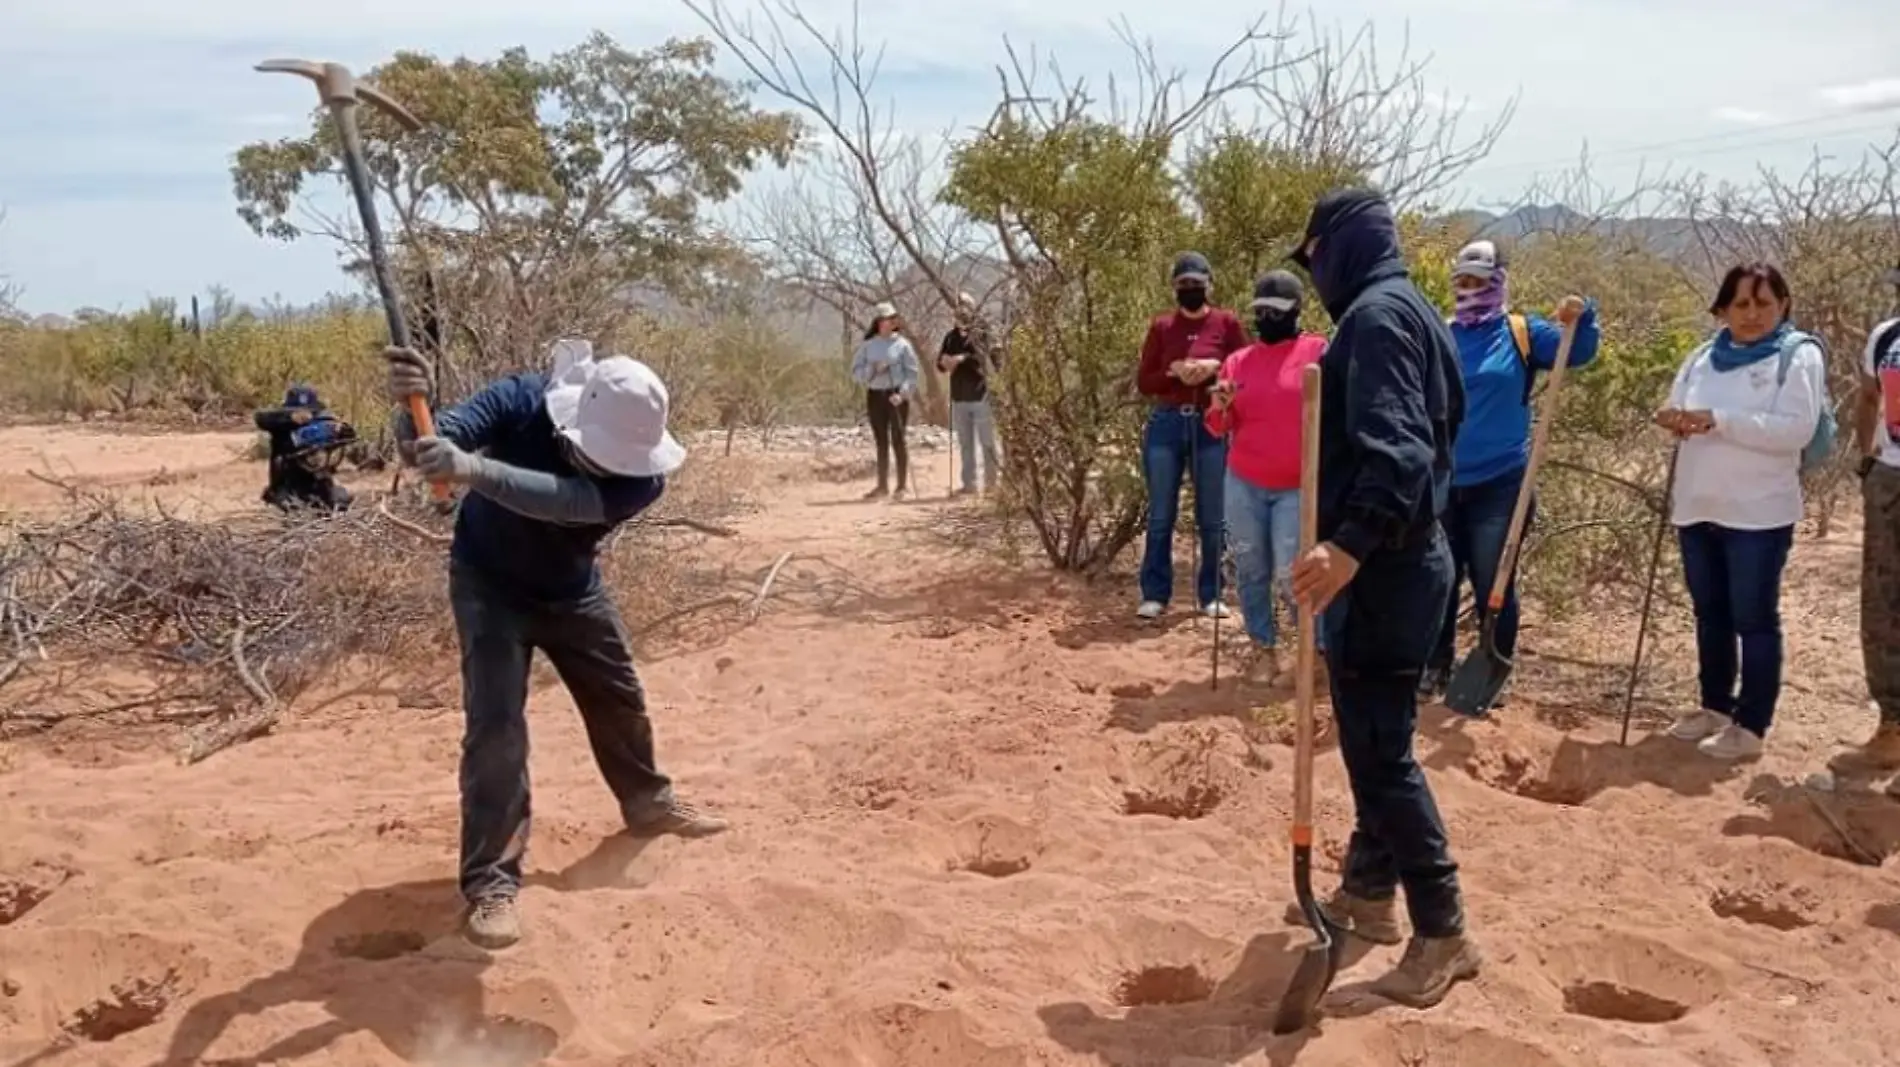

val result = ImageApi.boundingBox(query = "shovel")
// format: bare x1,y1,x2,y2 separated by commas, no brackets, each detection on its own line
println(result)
1271,362,1343,1035
1443,317,1580,717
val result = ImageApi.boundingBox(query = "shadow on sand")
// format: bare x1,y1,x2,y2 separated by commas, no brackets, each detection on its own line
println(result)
1039,931,1387,1066
128,834,654,1067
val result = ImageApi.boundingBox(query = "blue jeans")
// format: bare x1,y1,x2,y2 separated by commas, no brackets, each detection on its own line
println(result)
451,563,674,902
1139,407,1226,606
1320,529,1463,938
952,399,1000,490
1431,466,1533,671
1676,522,1794,737
1223,473,1302,647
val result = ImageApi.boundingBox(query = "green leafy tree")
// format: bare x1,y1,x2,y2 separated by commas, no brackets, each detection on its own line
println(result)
231,33,801,395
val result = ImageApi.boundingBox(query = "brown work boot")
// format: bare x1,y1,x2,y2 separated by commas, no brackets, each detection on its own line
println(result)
626,798,729,839
1368,934,1483,1008
463,894,521,950
1828,723,1900,776
1247,645,1282,685
1282,889,1404,945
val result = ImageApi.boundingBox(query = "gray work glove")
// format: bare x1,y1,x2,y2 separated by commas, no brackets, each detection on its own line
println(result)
414,435,483,484
384,345,430,403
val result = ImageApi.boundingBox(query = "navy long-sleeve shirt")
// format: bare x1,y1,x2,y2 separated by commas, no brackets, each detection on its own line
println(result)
1302,191,1465,564
431,373,664,602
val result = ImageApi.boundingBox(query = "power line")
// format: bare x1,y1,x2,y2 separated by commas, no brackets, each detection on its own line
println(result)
1464,106,1900,181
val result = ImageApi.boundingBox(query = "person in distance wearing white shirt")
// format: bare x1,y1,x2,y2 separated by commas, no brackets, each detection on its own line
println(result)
1826,263,1900,788
1653,262,1826,762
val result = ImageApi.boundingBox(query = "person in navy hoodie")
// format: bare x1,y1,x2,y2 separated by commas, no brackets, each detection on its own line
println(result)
1419,240,1598,702
385,339,728,951
1287,188,1479,1008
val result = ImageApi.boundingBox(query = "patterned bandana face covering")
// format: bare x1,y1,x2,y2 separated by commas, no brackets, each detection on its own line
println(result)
1454,271,1507,325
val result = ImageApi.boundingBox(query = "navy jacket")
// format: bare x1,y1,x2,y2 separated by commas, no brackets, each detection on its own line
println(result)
1300,190,1465,564
437,373,664,602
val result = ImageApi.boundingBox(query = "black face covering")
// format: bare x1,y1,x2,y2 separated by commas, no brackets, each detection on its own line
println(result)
1175,286,1208,312
1254,312,1298,344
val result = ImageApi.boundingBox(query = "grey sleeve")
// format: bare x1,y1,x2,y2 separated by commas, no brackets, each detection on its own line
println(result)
464,457,609,525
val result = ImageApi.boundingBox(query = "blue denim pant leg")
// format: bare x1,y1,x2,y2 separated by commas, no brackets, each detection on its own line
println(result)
1263,488,1323,651
1224,473,1279,646
1141,408,1228,606
1321,532,1463,938
1190,426,1227,607
451,563,536,903
1139,410,1189,605
1433,467,1532,670
1678,522,1793,737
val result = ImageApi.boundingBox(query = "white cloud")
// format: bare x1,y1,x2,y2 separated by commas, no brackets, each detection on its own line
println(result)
1711,106,1778,125
1816,77,1900,112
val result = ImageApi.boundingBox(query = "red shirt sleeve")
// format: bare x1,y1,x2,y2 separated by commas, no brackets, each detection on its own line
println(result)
1205,353,1240,437
1136,315,1174,397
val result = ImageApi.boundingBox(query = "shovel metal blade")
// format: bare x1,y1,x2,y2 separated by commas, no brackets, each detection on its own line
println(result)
1271,933,1341,1034
1443,623,1510,717
1273,845,1343,1035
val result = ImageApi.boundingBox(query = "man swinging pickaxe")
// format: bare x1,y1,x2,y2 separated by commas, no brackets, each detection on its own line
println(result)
255,59,450,504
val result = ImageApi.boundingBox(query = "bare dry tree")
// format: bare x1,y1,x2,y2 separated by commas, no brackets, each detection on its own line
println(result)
1246,12,1516,210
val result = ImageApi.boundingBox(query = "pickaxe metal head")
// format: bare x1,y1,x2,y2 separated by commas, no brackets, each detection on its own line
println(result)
255,58,422,132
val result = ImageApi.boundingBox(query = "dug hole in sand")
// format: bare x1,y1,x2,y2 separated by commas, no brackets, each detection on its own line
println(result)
0,423,1896,1067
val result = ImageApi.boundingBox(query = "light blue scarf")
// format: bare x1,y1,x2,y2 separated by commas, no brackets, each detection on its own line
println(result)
1707,321,1790,372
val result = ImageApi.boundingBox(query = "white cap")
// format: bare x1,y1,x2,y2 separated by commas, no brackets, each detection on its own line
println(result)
871,301,899,320
542,339,686,478
1453,240,1504,281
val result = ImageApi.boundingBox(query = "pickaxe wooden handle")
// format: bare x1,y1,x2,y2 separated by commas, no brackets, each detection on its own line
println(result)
257,58,449,502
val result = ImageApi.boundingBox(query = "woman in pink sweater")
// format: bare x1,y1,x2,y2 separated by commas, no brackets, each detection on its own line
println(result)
1205,271,1328,680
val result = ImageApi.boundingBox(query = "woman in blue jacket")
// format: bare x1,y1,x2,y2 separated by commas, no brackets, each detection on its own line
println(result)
1421,240,1599,702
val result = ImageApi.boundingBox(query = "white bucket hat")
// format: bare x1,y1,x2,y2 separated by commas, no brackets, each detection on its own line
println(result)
871,301,899,320
1452,239,1505,281
542,339,687,478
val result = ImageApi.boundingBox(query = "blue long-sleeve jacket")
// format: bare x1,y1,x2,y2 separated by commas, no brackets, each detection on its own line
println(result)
433,373,664,602
1449,305,1600,487
1303,191,1465,565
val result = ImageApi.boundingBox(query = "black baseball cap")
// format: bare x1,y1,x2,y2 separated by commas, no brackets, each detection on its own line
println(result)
1171,251,1212,285
1251,270,1304,312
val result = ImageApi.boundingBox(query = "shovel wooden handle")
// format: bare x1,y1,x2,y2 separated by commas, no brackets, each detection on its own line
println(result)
1484,316,1579,610
1292,362,1323,843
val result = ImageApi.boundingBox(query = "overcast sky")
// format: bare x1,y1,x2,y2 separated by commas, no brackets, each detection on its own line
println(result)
2,0,1898,315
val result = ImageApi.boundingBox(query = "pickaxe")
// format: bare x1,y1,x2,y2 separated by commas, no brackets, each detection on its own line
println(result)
256,59,449,502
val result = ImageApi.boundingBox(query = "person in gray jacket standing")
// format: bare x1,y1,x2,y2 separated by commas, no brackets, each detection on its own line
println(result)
938,291,1002,494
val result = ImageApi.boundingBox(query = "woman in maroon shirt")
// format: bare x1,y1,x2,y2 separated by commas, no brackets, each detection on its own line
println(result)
1134,251,1249,619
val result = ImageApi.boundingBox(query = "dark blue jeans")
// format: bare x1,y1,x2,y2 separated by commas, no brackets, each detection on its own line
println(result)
1320,530,1464,938
1431,466,1532,671
1676,522,1794,737
1139,406,1226,606
451,563,674,902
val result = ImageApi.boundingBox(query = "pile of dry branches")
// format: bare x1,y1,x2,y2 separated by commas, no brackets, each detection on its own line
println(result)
0,473,749,763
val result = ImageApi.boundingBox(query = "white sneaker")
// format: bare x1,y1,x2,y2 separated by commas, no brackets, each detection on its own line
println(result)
1698,724,1764,761
1667,709,1731,742
1202,602,1233,619
1135,600,1164,620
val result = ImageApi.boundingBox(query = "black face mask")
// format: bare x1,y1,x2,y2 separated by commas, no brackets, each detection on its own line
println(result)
1175,286,1208,312
1254,312,1299,344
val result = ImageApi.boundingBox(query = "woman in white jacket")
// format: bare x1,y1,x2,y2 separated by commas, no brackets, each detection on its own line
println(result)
1654,263,1826,761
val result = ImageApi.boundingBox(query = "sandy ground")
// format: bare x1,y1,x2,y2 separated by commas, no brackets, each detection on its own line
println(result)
0,423,1896,1067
